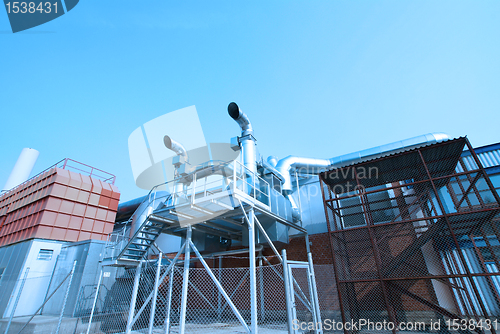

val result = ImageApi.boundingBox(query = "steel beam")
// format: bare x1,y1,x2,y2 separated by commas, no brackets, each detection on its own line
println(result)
319,175,348,334
259,251,265,322
308,253,323,334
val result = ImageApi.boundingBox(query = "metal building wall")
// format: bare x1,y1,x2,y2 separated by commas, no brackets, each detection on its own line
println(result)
0,239,64,318
42,239,108,317
289,176,330,235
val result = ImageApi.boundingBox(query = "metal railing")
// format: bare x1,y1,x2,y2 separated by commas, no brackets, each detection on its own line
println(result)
0,158,116,199
145,159,271,213
102,160,272,263
56,158,116,184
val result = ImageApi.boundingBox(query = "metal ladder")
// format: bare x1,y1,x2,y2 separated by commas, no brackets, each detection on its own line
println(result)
116,215,171,262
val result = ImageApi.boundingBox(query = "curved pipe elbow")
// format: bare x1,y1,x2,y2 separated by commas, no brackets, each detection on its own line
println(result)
276,156,330,193
164,135,188,161
228,102,253,135
425,132,451,143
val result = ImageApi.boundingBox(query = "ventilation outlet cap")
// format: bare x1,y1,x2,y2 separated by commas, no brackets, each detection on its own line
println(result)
163,135,173,149
228,102,240,120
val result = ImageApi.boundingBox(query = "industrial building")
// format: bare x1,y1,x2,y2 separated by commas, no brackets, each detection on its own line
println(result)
0,104,499,334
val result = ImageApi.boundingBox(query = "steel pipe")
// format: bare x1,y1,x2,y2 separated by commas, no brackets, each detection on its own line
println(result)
164,135,188,161
228,102,257,177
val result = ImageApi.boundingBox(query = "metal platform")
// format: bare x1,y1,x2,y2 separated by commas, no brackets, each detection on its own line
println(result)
97,160,318,334
102,160,305,267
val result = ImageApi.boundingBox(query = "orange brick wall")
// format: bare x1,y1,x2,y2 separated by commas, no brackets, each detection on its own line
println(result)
0,167,120,247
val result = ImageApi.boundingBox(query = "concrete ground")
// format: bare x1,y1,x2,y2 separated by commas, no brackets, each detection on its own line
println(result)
0,316,288,334
147,323,288,334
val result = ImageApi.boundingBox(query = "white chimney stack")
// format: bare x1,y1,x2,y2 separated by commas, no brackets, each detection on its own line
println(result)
2,148,40,192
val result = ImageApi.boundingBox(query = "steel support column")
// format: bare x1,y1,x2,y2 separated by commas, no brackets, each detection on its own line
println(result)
163,267,174,334
319,175,348,334
179,226,192,334
126,260,143,334
282,249,294,334
248,207,258,334
258,250,265,322
149,252,162,334
308,253,323,332
218,256,222,321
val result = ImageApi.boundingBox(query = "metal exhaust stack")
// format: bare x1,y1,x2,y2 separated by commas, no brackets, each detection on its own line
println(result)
228,102,257,176
164,135,188,162
164,135,189,201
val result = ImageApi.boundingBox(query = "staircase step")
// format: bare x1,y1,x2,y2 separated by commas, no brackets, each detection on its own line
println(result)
131,242,151,247
137,231,160,236
124,250,146,256
136,236,156,241
115,214,170,262
122,254,144,259
143,226,163,231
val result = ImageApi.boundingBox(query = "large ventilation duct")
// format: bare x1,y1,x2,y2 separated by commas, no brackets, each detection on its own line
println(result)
260,158,285,183
2,148,39,192
116,195,148,222
276,132,451,193
228,102,257,176
129,191,169,239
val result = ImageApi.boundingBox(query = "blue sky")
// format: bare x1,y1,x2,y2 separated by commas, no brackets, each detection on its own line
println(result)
1,0,499,202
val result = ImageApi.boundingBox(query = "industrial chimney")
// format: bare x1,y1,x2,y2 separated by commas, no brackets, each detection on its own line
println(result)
2,148,39,192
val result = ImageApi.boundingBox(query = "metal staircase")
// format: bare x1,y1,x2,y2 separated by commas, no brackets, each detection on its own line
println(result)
103,214,173,266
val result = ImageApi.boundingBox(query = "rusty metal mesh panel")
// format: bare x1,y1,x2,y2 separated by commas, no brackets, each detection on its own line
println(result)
338,281,391,325
386,279,455,331
313,264,340,322
331,228,378,280
373,221,438,279
323,140,500,333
